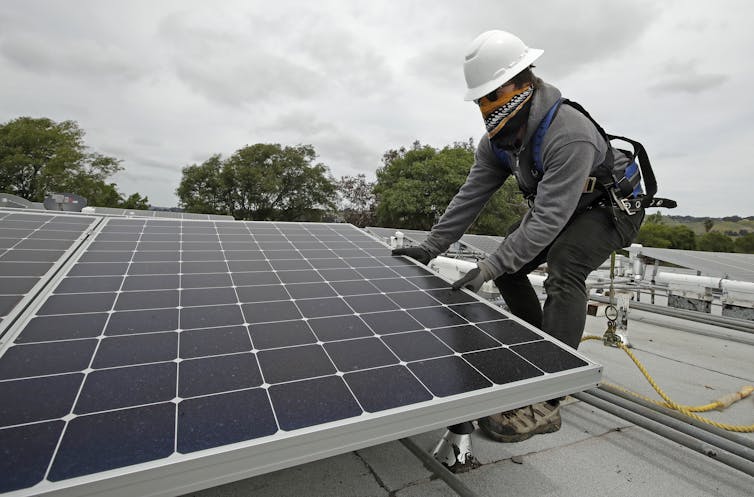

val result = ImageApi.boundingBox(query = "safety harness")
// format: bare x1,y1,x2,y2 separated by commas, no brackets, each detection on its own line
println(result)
493,98,677,215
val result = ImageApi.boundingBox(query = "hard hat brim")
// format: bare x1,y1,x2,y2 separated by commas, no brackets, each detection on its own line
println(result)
463,48,544,101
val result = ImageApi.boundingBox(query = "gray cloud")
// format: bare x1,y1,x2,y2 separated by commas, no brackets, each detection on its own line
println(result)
105,148,179,174
157,7,393,108
293,24,394,95
404,0,660,89
0,0,751,217
254,110,379,177
0,33,143,81
650,74,728,94
158,12,328,106
649,59,729,94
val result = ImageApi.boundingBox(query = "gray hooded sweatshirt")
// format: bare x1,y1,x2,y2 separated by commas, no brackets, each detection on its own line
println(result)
421,79,627,280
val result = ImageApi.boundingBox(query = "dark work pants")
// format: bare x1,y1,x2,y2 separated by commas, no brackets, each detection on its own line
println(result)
494,206,644,350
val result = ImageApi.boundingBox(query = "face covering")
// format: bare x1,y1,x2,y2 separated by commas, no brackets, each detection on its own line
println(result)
478,84,534,142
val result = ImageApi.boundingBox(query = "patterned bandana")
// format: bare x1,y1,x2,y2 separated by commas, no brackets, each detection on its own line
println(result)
478,85,534,139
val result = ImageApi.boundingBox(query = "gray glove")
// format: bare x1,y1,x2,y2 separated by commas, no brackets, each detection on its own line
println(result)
451,266,485,293
391,246,431,265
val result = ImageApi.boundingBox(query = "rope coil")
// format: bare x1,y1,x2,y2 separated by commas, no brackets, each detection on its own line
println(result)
581,335,754,433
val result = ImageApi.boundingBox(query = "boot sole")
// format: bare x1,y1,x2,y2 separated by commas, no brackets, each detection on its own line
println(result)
478,419,562,443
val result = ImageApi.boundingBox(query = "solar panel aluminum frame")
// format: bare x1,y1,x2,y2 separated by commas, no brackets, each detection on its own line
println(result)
0,210,102,341
0,221,603,497
4,366,601,497
82,206,234,222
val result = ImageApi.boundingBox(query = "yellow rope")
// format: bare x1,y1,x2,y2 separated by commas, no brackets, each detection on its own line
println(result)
581,335,754,433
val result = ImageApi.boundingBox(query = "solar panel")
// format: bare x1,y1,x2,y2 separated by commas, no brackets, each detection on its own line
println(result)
82,206,234,221
365,227,429,246
0,219,600,496
399,228,431,244
364,226,399,241
0,210,99,334
0,194,36,210
628,246,754,282
459,234,505,256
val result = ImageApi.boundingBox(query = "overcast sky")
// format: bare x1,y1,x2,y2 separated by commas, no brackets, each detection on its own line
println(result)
1,0,752,217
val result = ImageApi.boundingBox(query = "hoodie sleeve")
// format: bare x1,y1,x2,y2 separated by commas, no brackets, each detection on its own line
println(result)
420,136,509,257
477,114,605,279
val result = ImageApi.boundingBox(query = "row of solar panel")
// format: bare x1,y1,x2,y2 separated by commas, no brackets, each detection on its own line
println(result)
0,212,594,495
0,193,234,221
0,211,98,330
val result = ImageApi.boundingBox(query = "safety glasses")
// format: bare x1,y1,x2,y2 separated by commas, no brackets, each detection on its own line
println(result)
474,82,515,105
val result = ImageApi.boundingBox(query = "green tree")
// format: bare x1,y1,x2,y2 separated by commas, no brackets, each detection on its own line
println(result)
703,218,714,233
120,192,150,210
644,211,664,224
636,223,673,248
668,225,696,250
468,179,527,235
0,116,148,208
373,140,526,232
337,174,375,227
734,233,754,254
697,231,734,252
176,155,227,215
177,144,336,221
636,222,696,249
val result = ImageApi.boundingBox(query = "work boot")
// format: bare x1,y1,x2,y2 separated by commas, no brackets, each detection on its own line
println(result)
478,401,561,443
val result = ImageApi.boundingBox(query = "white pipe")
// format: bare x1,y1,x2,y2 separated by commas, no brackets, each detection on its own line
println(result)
655,272,722,290
429,256,547,296
429,256,500,294
721,279,754,308
721,279,754,295
654,272,754,308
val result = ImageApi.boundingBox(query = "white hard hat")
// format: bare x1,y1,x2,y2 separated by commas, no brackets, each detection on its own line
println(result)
463,30,544,101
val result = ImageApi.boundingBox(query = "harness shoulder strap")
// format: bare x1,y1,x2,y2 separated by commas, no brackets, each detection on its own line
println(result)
490,141,511,169
532,98,563,174
532,98,676,208
604,133,658,207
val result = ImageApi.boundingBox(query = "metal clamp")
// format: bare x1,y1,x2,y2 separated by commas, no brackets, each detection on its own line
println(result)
609,189,640,215
602,305,623,347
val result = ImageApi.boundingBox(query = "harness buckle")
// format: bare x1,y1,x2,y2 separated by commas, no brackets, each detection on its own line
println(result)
583,176,597,193
609,189,641,215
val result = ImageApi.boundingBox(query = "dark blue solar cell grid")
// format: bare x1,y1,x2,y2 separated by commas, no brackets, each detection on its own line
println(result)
0,219,590,491
0,211,96,327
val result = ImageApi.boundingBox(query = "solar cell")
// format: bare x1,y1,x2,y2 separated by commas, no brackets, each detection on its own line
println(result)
0,210,98,334
0,219,600,496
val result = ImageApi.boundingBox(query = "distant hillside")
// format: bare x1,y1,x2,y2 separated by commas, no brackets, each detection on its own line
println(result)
660,215,754,237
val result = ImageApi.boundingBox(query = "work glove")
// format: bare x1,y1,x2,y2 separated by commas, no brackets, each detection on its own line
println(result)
451,266,485,293
391,246,431,265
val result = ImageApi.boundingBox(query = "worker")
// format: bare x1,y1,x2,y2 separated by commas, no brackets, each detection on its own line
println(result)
392,30,645,442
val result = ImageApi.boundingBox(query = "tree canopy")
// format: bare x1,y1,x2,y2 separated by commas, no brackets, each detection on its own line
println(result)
373,140,526,233
697,231,735,252
733,233,754,254
636,219,697,250
336,174,375,227
0,116,148,208
177,143,337,221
